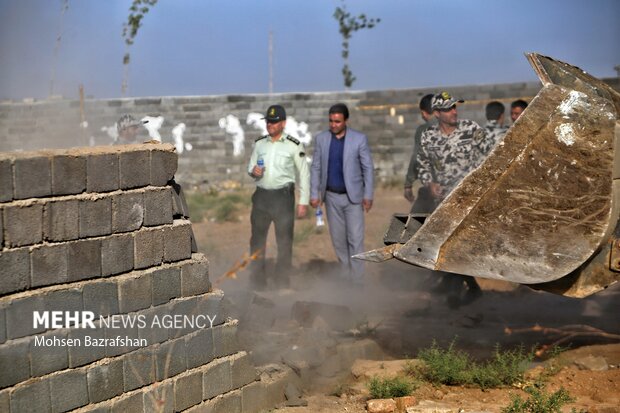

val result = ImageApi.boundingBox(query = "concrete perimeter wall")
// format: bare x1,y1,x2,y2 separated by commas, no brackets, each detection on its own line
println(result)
0,144,292,412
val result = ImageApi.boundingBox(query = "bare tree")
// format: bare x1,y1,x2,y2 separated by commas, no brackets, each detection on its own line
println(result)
50,0,69,98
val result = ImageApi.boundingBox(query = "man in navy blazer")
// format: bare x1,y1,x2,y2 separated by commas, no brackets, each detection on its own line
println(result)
310,103,374,283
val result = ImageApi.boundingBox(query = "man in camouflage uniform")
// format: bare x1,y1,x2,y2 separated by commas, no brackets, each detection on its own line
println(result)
416,91,493,305
484,101,508,147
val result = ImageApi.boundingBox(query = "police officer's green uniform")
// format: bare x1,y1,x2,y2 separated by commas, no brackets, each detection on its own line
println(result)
248,129,309,288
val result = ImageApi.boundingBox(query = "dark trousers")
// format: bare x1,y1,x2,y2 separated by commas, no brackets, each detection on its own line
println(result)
249,185,295,288
410,186,436,214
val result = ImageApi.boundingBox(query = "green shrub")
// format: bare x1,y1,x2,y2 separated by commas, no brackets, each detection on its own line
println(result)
367,376,415,399
417,340,472,385
501,384,582,413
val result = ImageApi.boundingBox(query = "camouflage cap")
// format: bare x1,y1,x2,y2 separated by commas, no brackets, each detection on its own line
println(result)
117,114,144,133
431,91,465,110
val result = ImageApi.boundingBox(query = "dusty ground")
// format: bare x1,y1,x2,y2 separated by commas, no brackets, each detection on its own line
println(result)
192,186,620,412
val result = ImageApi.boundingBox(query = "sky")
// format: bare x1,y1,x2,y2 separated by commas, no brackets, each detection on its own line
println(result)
0,0,619,101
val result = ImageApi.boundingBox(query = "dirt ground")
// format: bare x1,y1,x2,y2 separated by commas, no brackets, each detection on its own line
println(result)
192,186,620,412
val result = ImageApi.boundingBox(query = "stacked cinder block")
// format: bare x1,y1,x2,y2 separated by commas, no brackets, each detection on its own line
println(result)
0,144,293,413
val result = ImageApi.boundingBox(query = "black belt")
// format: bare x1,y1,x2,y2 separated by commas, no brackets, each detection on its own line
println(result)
327,187,347,194
257,183,295,193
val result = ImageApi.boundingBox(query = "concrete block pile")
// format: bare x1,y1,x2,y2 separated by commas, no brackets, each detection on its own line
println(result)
0,144,291,412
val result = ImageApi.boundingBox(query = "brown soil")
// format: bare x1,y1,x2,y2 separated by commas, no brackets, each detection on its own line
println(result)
192,186,620,412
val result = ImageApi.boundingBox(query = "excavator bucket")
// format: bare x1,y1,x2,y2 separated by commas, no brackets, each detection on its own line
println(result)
361,53,620,297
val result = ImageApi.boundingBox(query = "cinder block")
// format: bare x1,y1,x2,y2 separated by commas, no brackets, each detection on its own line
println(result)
185,329,215,370
143,187,173,226
79,197,112,237
123,348,155,391
134,227,164,269
231,352,258,389
0,306,5,344
83,281,119,317
111,392,143,413
3,203,43,247
6,295,45,339
87,359,124,403
138,306,170,345
14,155,52,199
30,331,69,376
10,377,51,413
67,239,102,281
212,322,239,358
181,254,211,296
0,208,3,248
50,369,89,412
210,391,242,413
52,154,86,195
44,199,79,241
119,150,150,189
151,266,181,305
31,244,68,287
174,371,203,411
111,191,144,233
170,297,199,339
118,274,152,313
155,339,187,381
0,247,30,295
163,221,192,263
0,389,9,413
68,324,106,367
150,148,177,186
87,153,119,193
202,358,232,400
0,157,12,202
195,291,225,328
0,339,30,388
44,288,83,314
101,233,134,276
144,382,174,413
104,321,140,358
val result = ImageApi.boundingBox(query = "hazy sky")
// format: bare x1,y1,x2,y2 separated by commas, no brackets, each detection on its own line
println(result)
1,0,618,100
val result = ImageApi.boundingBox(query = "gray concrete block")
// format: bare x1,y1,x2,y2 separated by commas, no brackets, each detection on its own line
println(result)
185,329,215,370
31,243,68,287
0,339,30,388
144,381,174,413
119,150,150,189
30,331,69,376
79,197,112,237
202,358,232,400
44,288,83,314
170,297,198,339
44,199,79,241
211,391,242,413
0,207,2,248
111,191,144,233
118,274,152,313
10,377,51,413
83,281,119,317
143,187,173,227
13,155,52,199
163,221,192,263
52,154,86,195
87,153,119,193
151,266,181,306
87,359,124,403
134,227,164,269
50,369,89,412
0,389,9,413
6,295,45,339
212,322,239,358
174,371,203,411
123,348,155,391
195,291,225,328
231,352,258,389
138,306,170,345
68,324,106,367
101,233,134,276
111,392,143,413
0,247,30,295
67,239,102,281
155,339,187,381
0,307,5,344
104,322,140,358
150,149,177,186
3,203,43,247
181,255,211,297
0,157,12,202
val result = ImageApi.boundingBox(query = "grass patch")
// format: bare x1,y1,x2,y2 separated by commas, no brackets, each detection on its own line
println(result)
416,339,534,390
501,383,584,413
293,221,317,244
367,376,416,399
185,190,251,223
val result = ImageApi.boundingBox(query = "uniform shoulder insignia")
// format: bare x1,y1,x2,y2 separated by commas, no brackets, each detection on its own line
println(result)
255,135,269,142
286,136,300,145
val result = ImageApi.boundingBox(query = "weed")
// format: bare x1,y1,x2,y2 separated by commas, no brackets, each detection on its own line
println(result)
367,376,415,399
293,222,316,244
501,383,584,413
417,339,472,386
185,190,251,222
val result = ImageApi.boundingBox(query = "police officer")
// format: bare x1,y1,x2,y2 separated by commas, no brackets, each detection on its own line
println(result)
484,100,508,147
248,105,309,289
417,92,492,305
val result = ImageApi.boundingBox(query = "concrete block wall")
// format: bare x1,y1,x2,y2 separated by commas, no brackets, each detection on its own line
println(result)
0,144,291,412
